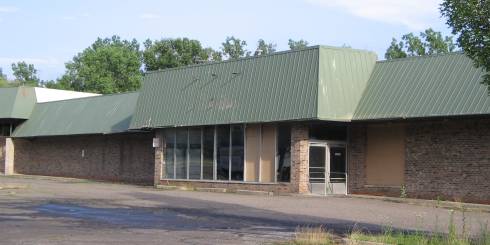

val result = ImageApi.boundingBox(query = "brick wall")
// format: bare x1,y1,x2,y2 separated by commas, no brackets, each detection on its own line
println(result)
347,125,366,193
0,136,5,174
348,118,490,203
14,133,155,185
405,119,490,203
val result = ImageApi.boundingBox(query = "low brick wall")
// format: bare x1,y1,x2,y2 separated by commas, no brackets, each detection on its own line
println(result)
14,133,155,185
159,180,293,193
348,118,490,204
0,136,5,174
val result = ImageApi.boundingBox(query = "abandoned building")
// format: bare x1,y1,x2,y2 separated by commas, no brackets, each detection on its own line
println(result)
1,46,489,203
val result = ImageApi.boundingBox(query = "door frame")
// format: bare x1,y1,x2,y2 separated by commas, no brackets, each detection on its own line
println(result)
309,140,348,195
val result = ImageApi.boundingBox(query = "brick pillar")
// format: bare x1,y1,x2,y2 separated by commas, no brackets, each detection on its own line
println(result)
347,124,367,193
4,138,14,175
154,130,165,186
291,124,309,194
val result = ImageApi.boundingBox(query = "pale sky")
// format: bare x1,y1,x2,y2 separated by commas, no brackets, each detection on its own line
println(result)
0,0,452,81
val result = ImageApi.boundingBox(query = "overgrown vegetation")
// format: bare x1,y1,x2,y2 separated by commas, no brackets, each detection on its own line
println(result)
277,226,336,245
279,209,490,245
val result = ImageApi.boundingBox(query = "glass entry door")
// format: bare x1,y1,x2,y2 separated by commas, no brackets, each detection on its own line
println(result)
308,142,347,195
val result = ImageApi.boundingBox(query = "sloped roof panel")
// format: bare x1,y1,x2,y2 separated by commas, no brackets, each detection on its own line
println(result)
0,87,37,119
130,47,322,129
353,53,490,120
317,47,377,120
13,92,139,137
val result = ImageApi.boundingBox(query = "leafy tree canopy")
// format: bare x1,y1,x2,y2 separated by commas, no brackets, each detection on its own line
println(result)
385,28,457,59
288,39,309,50
58,35,142,94
254,39,277,56
143,38,220,71
441,0,490,88
11,61,39,86
0,68,8,88
221,36,250,59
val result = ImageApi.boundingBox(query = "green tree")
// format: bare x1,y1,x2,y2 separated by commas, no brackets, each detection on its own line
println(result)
0,68,6,80
385,28,457,59
221,36,250,59
143,38,219,71
60,35,142,94
441,0,490,88
288,39,309,50
254,39,276,56
11,61,39,86
0,68,8,88
204,47,223,62
385,38,408,59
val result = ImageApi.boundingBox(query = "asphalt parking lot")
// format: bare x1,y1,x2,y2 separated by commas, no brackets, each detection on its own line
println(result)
0,175,488,244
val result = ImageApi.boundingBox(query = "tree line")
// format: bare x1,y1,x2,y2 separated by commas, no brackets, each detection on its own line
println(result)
0,37,310,94
0,31,456,94
1,0,488,93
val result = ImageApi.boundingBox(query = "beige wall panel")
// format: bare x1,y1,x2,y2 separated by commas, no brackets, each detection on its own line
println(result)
261,124,276,183
366,124,405,186
245,125,260,182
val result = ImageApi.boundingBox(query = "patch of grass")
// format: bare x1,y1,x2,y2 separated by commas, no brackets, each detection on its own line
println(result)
277,226,336,245
400,185,407,198
349,211,489,245
350,230,454,245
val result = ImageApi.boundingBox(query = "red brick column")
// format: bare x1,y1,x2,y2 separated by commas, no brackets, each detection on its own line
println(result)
291,124,309,194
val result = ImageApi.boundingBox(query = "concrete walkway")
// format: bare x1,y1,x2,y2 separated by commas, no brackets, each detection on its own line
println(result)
0,175,488,244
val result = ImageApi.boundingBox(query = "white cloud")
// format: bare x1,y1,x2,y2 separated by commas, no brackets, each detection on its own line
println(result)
140,13,161,20
0,6,18,13
306,0,442,30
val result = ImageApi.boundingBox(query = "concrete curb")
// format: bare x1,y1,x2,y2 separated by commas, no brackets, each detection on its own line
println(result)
155,185,177,190
349,194,490,213
195,187,227,193
236,190,274,196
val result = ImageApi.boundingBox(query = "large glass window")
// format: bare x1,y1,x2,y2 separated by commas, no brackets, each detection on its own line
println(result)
216,125,230,180
164,129,175,179
277,124,291,182
231,125,244,181
188,128,201,179
175,128,188,179
202,127,215,180
162,124,273,183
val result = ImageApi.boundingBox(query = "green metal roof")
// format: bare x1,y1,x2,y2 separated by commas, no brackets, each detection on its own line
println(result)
353,53,490,120
317,47,377,120
130,46,377,129
13,92,139,137
0,87,37,119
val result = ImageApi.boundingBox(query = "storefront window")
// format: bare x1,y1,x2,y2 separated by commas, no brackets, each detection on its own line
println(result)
216,125,230,180
202,127,214,180
162,124,278,183
231,125,244,181
164,129,175,179
175,128,188,179
188,128,201,179
277,124,291,182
